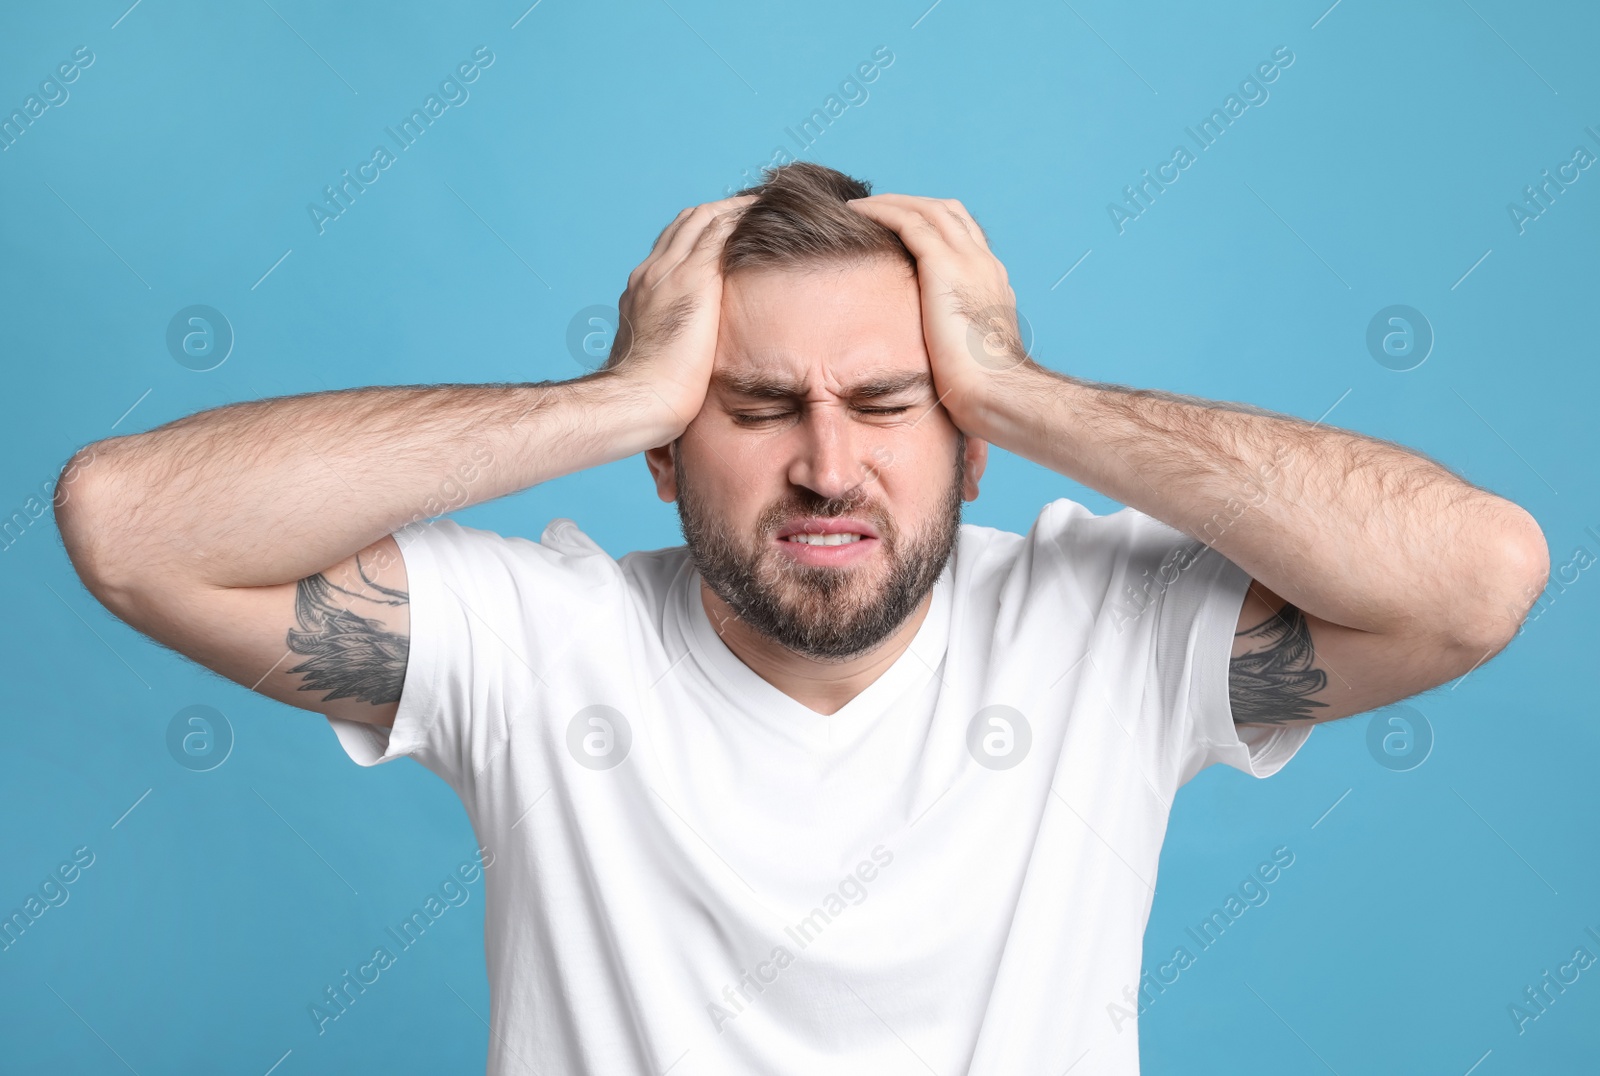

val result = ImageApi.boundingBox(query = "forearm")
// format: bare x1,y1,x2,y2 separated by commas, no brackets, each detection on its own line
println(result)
977,365,1545,642
58,372,667,590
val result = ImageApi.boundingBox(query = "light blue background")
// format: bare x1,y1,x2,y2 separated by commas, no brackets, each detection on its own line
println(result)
2,0,1595,1071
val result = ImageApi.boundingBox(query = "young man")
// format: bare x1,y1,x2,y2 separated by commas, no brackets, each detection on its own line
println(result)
56,162,1546,1074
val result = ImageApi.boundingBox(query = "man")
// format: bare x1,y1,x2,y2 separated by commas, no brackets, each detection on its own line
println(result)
56,161,1547,1074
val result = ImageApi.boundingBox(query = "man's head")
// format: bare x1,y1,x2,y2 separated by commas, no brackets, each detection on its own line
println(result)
643,162,987,663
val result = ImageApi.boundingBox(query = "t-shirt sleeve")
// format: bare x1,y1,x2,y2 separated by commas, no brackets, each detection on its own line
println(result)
1144,524,1313,785
323,515,623,793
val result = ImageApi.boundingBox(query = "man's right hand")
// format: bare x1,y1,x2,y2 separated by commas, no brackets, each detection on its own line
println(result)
602,194,757,443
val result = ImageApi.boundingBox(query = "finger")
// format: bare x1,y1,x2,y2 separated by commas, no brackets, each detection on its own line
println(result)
868,193,990,252
639,194,756,274
650,197,755,288
645,205,696,262
849,193,991,261
876,192,985,252
939,197,991,252
630,210,688,291
683,201,750,274
845,194,979,261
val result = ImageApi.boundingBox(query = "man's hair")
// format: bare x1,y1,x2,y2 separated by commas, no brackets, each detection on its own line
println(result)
722,161,915,277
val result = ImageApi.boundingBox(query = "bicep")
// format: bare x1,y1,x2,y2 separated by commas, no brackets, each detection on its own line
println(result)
1229,579,1470,727
137,536,411,728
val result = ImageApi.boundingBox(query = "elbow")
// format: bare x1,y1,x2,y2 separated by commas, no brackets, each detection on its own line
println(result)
1448,502,1550,659
54,441,134,609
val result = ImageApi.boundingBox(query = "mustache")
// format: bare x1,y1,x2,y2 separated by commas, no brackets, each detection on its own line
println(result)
758,496,889,536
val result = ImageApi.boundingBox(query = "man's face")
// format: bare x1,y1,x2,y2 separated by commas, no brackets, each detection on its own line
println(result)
647,259,986,663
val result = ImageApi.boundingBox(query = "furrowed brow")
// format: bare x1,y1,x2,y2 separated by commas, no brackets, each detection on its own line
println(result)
712,371,807,401
850,371,934,400
713,370,933,402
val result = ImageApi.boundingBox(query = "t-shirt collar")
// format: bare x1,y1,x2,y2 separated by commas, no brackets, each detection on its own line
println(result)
670,545,956,744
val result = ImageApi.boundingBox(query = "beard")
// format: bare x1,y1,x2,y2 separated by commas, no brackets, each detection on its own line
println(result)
674,434,966,663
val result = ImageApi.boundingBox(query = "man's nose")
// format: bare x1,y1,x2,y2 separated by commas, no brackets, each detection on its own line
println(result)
787,405,877,502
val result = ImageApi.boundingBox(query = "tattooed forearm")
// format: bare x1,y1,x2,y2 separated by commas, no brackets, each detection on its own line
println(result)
1229,602,1328,725
286,554,409,705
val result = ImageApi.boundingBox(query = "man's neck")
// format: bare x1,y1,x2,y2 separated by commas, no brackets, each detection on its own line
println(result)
699,581,934,716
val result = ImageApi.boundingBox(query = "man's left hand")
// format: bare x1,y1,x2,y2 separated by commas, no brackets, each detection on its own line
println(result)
844,193,1036,438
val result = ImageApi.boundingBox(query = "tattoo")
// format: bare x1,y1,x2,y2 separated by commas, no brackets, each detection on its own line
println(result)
1229,602,1328,725
286,554,409,705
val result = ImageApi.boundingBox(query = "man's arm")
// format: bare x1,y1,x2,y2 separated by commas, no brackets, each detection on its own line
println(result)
54,195,756,728
981,374,1549,726
844,193,1550,727
54,376,670,727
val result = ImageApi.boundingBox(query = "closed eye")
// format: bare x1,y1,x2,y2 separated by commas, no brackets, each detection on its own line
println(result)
731,406,911,425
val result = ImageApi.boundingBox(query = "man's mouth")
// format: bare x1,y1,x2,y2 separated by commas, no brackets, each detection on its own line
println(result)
775,516,881,541
773,516,882,563
783,532,866,547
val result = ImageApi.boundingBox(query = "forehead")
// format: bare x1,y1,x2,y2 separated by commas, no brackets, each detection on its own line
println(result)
714,261,926,393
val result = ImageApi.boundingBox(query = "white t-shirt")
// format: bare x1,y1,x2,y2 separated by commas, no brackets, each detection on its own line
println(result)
327,498,1311,1075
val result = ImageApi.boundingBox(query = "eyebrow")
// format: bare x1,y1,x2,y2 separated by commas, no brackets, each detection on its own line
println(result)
712,369,934,403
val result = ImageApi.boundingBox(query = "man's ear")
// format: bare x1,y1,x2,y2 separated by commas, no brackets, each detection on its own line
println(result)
962,437,988,502
644,441,678,502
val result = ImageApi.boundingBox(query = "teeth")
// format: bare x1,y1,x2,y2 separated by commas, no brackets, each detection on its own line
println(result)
786,533,864,546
